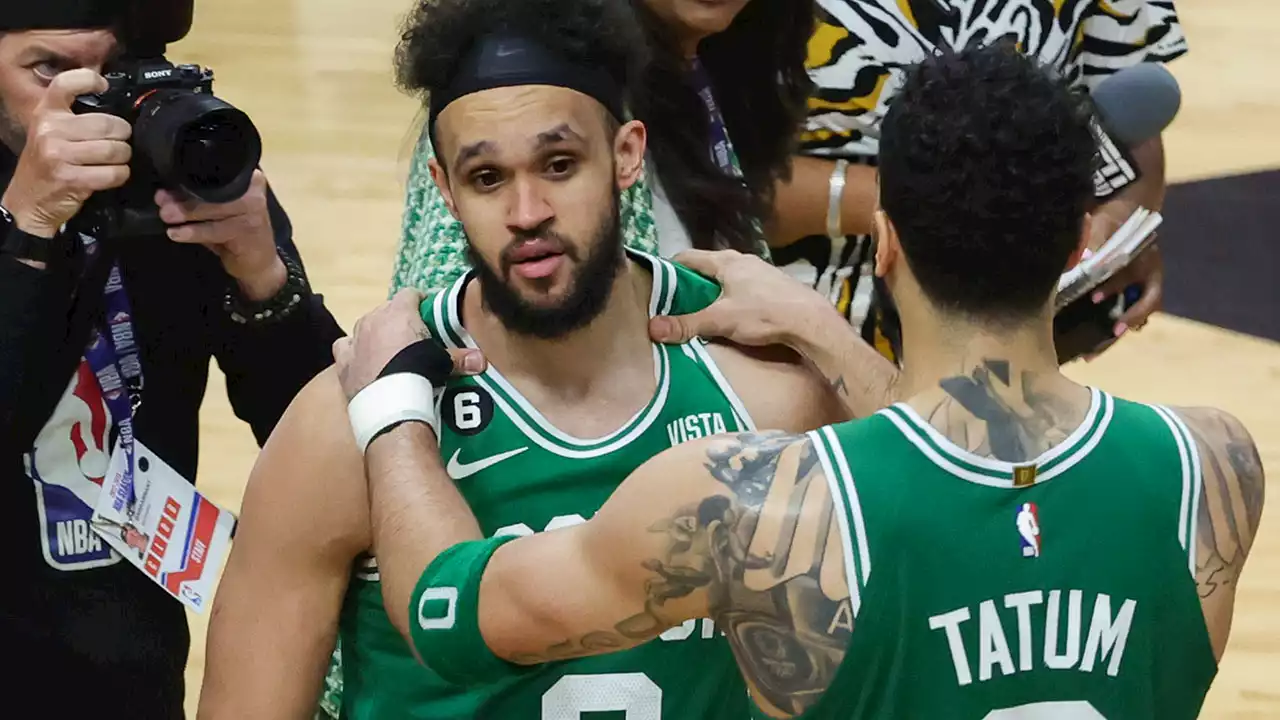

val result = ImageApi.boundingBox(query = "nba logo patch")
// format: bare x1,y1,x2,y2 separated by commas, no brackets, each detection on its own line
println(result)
1016,503,1041,558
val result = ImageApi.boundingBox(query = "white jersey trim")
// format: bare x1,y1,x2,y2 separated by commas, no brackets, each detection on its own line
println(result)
821,425,872,588
808,429,862,617
429,254,675,455
888,388,1104,475
1151,404,1203,579
879,390,1114,488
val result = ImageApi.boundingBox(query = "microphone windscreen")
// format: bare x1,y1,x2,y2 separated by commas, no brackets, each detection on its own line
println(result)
1089,63,1182,147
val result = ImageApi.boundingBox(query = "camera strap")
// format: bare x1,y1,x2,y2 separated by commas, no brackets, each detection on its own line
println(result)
689,58,741,180
80,236,144,517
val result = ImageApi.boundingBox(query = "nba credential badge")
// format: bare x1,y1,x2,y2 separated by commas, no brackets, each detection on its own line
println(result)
1016,503,1041,558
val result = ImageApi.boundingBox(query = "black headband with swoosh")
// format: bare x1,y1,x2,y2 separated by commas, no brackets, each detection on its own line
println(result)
427,32,625,145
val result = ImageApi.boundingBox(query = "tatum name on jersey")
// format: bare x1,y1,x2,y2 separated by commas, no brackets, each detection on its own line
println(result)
338,251,756,719
769,390,1216,719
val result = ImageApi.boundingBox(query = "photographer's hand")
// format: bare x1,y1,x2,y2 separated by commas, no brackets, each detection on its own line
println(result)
157,169,287,301
1,69,132,254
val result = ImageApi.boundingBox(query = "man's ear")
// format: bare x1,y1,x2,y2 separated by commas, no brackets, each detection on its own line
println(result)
429,157,459,220
613,119,647,192
872,209,901,279
1064,212,1093,272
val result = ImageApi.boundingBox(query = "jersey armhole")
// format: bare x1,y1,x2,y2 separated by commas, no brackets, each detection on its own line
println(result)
1148,405,1204,581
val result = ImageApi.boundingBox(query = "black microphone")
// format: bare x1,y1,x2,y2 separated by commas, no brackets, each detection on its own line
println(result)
1089,63,1182,147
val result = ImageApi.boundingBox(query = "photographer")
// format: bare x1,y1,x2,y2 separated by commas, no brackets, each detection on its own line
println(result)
0,3,342,715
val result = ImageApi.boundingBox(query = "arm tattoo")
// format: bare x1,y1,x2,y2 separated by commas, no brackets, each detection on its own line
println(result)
515,431,853,714
929,359,1083,463
656,431,851,715
828,374,849,399
1185,410,1266,601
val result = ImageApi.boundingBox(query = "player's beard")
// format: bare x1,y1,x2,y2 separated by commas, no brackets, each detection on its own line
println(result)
467,188,624,340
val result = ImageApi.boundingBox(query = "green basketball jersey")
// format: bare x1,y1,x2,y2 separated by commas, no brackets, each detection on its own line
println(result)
783,389,1216,719
339,251,755,719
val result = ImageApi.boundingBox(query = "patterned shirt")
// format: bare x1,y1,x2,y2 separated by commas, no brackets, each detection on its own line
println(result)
773,0,1189,348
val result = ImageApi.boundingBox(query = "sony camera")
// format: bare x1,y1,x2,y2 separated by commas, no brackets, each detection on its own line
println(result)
71,43,262,239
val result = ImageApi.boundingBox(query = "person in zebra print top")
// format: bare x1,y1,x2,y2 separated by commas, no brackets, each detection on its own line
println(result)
767,0,1188,363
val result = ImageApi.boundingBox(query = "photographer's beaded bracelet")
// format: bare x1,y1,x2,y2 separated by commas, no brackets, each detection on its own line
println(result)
223,253,310,326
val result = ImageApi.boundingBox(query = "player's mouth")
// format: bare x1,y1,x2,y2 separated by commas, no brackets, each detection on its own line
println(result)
507,238,566,280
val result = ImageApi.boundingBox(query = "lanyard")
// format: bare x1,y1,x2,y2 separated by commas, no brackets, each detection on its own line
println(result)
81,237,144,513
690,58,739,178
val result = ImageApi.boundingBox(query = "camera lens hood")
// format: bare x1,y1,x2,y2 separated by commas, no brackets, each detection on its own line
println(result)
134,90,263,204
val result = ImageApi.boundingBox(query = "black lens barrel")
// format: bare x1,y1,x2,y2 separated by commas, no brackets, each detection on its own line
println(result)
132,90,262,204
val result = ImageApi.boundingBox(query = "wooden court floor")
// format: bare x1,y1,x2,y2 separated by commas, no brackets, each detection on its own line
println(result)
176,0,1280,715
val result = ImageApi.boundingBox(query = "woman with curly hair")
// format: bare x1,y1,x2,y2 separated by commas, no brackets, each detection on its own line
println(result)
389,0,816,295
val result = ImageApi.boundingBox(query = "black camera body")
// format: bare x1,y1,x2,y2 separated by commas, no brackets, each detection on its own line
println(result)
71,52,262,239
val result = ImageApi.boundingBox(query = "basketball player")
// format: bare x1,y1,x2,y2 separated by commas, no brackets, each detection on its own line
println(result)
339,45,1265,719
196,1,890,717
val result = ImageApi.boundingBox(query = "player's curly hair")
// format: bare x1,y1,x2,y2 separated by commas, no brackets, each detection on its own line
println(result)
393,0,813,255
393,0,649,131
879,44,1098,324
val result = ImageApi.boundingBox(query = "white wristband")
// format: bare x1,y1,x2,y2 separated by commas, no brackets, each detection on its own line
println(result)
347,373,438,454
826,158,850,240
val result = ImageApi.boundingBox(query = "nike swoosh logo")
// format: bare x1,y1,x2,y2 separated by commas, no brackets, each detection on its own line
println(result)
446,447,529,480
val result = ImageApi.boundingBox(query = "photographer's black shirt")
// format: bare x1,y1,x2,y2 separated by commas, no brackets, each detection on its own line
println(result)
0,146,344,716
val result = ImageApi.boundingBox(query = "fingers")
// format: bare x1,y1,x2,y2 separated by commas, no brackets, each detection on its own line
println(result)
332,337,352,363
449,348,487,376
648,307,730,345
1117,266,1163,331
41,69,109,112
668,249,740,279
64,138,132,166
393,287,426,309
61,113,132,142
157,171,266,224
74,164,131,192
165,214,258,245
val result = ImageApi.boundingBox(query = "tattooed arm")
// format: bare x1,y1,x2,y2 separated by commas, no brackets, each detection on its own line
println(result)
648,249,901,418
448,430,852,719
1172,406,1266,662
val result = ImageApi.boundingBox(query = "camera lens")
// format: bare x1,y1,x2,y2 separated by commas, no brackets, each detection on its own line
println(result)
133,90,262,204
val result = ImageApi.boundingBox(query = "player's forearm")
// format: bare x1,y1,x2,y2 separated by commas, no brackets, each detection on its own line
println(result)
365,421,484,639
766,155,878,248
785,302,901,418
199,572,342,719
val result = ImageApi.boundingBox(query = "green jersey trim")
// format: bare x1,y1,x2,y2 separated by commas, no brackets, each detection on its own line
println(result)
1150,404,1204,578
808,425,871,616
876,388,1114,488
426,250,679,458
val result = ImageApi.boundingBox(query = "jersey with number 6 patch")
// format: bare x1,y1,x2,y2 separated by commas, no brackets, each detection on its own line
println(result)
338,251,755,719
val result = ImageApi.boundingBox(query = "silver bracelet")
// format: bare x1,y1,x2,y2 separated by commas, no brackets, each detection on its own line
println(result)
826,158,850,240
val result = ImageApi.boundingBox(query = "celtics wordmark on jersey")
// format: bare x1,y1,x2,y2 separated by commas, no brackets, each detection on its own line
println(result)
339,251,758,719
778,389,1215,719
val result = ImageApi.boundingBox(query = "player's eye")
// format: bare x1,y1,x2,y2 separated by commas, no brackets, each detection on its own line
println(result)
545,156,576,178
470,169,503,192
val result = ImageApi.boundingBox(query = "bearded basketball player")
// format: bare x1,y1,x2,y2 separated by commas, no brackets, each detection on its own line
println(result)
194,0,898,717
340,44,1265,720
